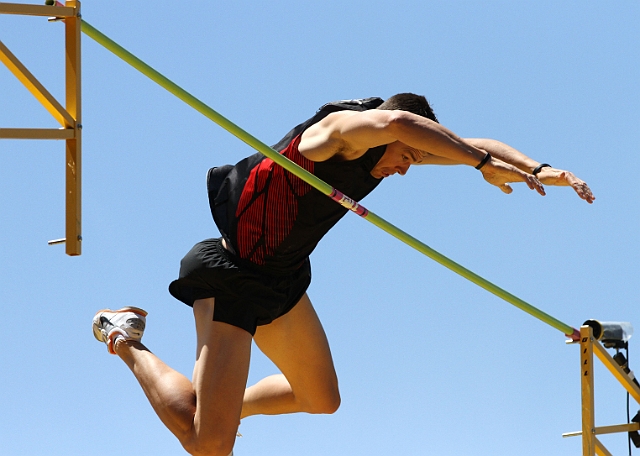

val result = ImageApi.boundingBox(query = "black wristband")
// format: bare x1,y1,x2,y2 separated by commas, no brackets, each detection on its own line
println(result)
475,153,491,170
532,163,551,176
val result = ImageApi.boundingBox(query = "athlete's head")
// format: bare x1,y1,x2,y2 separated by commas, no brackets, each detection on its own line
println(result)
370,93,438,179
377,93,438,123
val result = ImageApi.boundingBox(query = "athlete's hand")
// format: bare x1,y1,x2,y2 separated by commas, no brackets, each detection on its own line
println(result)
535,167,595,204
480,157,546,196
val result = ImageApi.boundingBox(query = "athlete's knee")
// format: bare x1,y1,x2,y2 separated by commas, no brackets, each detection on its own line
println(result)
317,392,341,415
303,386,341,415
182,433,235,456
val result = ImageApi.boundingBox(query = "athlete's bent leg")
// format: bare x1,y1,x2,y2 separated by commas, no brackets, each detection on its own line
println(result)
242,293,340,418
114,298,252,456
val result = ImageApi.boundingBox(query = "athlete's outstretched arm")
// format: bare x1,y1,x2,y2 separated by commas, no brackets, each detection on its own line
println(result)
299,109,487,165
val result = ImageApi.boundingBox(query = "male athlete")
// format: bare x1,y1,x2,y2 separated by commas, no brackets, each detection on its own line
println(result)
92,94,594,456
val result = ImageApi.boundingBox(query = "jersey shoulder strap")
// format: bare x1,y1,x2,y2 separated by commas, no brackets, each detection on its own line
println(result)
270,97,384,151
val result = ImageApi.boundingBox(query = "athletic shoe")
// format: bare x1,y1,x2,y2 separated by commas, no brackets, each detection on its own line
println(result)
92,307,147,354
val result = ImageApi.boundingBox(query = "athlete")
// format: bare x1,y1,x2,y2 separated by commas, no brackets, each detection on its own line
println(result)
92,94,594,456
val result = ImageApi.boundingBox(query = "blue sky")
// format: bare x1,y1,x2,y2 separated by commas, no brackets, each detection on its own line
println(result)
1,1,639,455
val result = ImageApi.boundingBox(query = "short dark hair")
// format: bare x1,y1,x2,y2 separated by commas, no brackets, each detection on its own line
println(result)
377,93,438,123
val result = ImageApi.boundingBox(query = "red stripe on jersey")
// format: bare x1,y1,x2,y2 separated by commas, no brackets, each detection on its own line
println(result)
235,136,314,264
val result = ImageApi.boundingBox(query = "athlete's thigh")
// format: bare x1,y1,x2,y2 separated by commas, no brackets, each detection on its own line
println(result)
253,293,338,394
192,298,253,439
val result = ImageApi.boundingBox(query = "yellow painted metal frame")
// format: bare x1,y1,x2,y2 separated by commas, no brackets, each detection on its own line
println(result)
563,326,640,455
0,1,82,255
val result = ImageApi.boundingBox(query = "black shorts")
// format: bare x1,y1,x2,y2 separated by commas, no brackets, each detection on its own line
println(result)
168,238,311,335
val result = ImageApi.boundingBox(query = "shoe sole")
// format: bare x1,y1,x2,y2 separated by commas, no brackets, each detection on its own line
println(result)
94,306,148,318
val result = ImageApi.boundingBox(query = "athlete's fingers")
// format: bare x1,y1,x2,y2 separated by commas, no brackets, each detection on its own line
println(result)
526,175,546,196
500,183,513,194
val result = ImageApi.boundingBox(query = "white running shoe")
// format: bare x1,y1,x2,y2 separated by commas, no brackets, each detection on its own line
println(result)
92,307,147,354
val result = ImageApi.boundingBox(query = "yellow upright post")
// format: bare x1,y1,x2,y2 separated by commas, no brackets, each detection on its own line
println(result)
64,0,81,255
580,325,596,456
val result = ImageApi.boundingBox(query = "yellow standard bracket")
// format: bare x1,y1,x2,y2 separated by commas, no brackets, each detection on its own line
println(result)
0,1,82,255
563,326,640,455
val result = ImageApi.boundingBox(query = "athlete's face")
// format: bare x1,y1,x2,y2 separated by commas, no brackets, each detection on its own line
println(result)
370,142,422,179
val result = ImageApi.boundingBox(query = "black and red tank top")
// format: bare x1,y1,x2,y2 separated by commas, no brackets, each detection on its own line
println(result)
209,136,386,273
